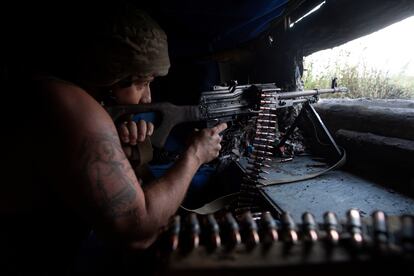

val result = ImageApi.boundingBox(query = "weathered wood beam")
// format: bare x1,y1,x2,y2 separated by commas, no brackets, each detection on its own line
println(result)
314,99,414,141
336,129,414,167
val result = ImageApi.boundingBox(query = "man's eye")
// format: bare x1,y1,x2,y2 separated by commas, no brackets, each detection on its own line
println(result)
133,80,150,87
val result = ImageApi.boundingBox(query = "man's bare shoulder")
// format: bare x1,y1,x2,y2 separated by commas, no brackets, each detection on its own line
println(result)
38,78,93,102
36,77,113,126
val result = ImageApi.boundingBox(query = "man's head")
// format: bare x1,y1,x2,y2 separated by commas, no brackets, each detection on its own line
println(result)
75,6,170,88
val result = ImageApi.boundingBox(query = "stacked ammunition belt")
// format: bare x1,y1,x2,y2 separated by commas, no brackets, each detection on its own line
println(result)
237,88,278,214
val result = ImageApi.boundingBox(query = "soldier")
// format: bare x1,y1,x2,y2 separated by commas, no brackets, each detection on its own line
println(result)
2,4,226,274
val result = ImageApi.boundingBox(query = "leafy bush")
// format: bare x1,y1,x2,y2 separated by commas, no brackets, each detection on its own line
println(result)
303,50,414,99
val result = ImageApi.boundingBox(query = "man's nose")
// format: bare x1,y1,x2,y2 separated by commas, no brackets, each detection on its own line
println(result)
141,86,152,104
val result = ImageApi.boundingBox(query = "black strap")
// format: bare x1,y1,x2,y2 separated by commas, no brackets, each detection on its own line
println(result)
259,147,346,187
181,148,346,215
180,193,239,215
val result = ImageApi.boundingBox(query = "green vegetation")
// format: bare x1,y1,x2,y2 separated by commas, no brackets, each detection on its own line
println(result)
303,51,414,99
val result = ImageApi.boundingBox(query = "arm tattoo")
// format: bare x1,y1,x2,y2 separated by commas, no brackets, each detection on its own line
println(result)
79,131,139,219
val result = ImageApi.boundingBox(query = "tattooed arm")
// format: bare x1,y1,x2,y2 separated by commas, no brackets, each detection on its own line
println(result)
42,81,226,249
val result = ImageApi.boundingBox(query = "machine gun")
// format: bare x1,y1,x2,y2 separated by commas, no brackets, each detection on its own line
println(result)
106,82,348,148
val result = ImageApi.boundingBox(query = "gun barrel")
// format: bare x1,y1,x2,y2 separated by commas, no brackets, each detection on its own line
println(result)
278,87,348,100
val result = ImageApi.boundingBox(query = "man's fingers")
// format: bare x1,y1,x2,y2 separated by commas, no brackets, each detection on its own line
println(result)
212,122,228,134
120,120,152,145
118,123,130,143
137,120,147,142
128,121,138,145
147,122,154,136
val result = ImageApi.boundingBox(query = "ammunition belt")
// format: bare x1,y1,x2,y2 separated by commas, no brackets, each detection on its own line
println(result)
236,89,279,214
156,209,414,273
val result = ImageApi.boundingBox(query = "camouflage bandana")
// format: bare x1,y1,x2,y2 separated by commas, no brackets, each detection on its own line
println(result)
79,8,170,87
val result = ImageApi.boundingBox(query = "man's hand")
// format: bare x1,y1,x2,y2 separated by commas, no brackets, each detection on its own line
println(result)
118,119,154,145
118,120,154,158
187,123,228,165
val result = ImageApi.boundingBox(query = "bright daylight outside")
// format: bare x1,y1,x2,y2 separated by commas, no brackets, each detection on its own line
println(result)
303,16,414,99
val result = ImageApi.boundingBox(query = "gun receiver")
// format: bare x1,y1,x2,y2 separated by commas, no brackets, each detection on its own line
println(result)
106,83,348,148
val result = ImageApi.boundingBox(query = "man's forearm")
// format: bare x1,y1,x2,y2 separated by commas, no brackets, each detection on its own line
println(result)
142,147,201,228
